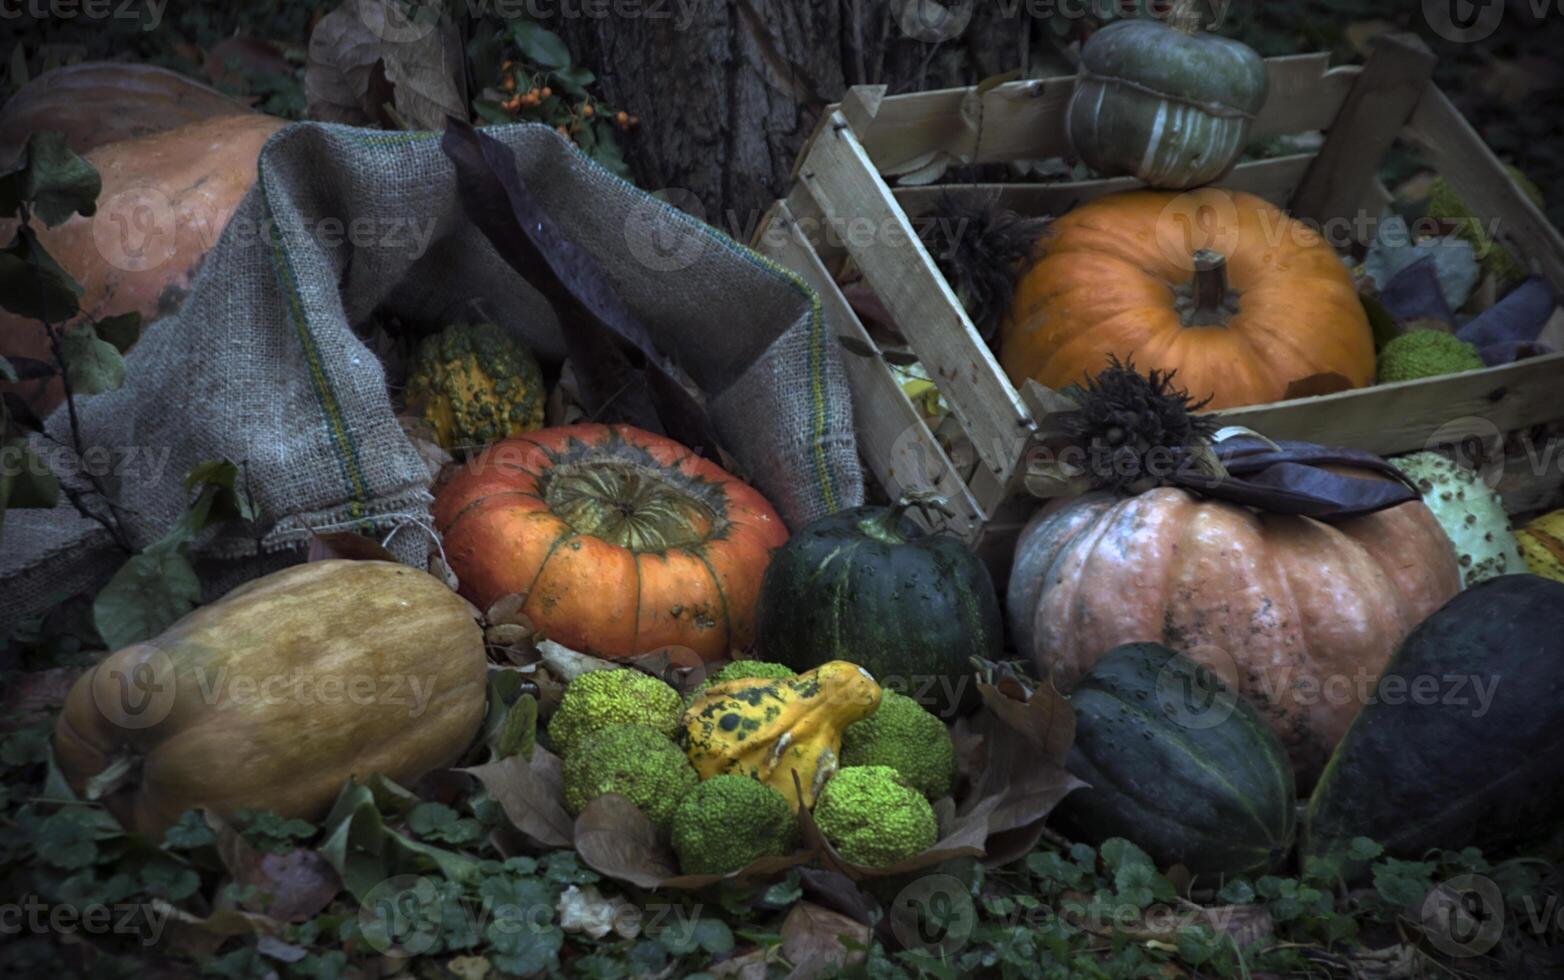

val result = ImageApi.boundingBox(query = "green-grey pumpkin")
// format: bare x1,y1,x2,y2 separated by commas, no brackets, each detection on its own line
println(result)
754,496,1000,717
1066,7,1268,189
1056,642,1297,877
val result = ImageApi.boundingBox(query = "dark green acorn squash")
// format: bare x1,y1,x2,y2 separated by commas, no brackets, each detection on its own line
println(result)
1056,643,1297,876
754,496,1000,717
1303,574,1564,878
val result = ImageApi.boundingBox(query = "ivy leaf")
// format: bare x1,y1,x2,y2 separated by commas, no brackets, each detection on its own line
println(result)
37,807,121,869
763,873,803,907
489,924,564,977
541,850,599,885
3,355,60,381
0,132,100,227
0,249,80,322
1,439,60,509
1372,858,1437,910
550,65,595,98
407,802,483,846
61,329,126,395
511,21,571,70
495,693,537,761
184,457,255,526
0,726,50,767
1217,879,1256,904
164,810,218,850
0,355,14,382
94,312,143,354
657,916,734,955
234,807,318,853
139,858,202,901
1346,837,1385,862
92,548,202,650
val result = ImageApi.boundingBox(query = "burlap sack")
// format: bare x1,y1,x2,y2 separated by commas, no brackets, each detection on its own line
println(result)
0,122,862,627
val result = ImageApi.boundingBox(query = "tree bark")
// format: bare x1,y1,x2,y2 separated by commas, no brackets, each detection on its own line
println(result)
543,0,1039,232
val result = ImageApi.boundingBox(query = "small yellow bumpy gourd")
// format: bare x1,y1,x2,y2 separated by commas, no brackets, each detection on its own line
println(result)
683,661,881,810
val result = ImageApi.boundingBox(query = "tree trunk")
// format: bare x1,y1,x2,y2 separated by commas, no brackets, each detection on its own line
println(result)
542,0,1040,233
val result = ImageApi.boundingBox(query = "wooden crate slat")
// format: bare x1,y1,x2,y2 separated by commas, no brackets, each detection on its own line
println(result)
796,109,1033,482
1249,58,1356,140
895,153,1318,216
1290,34,1436,229
1208,352,1564,456
1402,83,1564,292
751,201,987,538
892,158,1393,219
846,53,1350,175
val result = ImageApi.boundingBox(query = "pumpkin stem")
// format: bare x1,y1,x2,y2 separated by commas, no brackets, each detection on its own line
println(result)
1169,0,1204,35
1186,249,1232,326
861,491,953,543
84,754,137,802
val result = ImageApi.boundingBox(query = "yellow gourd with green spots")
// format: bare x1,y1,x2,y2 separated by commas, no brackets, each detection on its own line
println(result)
405,322,545,453
683,660,881,810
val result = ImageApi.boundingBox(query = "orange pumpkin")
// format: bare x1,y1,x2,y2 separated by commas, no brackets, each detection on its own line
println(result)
1,113,285,415
1000,189,1375,410
1007,487,1461,786
433,425,788,660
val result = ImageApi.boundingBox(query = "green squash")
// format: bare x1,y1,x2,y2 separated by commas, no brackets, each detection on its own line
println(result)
1055,643,1297,876
1066,8,1268,189
754,497,1000,718
1304,575,1564,879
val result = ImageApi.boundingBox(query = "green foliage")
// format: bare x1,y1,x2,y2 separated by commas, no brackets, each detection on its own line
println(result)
92,458,257,649
466,14,634,179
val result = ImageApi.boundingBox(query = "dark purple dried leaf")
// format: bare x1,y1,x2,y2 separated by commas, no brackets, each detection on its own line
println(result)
440,119,717,455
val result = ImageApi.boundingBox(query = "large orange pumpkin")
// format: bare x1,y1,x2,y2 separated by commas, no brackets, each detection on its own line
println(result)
1007,487,1461,786
433,425,788,660
1,113,285,415
1000,189,1375,410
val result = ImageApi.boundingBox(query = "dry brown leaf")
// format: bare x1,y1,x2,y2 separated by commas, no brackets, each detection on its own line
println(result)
976,679,1075,767
397,414,453,485
244,851,342,923
780,902,872,979
305,0,464,130
307,530,399,563
573,794,815,890
462,748,575,849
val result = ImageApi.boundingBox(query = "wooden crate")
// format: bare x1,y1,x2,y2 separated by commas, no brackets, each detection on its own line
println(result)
751,34,1564,572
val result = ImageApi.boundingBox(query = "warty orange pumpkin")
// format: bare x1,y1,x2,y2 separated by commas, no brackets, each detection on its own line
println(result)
432,424,788,661
1000,188,1375,410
